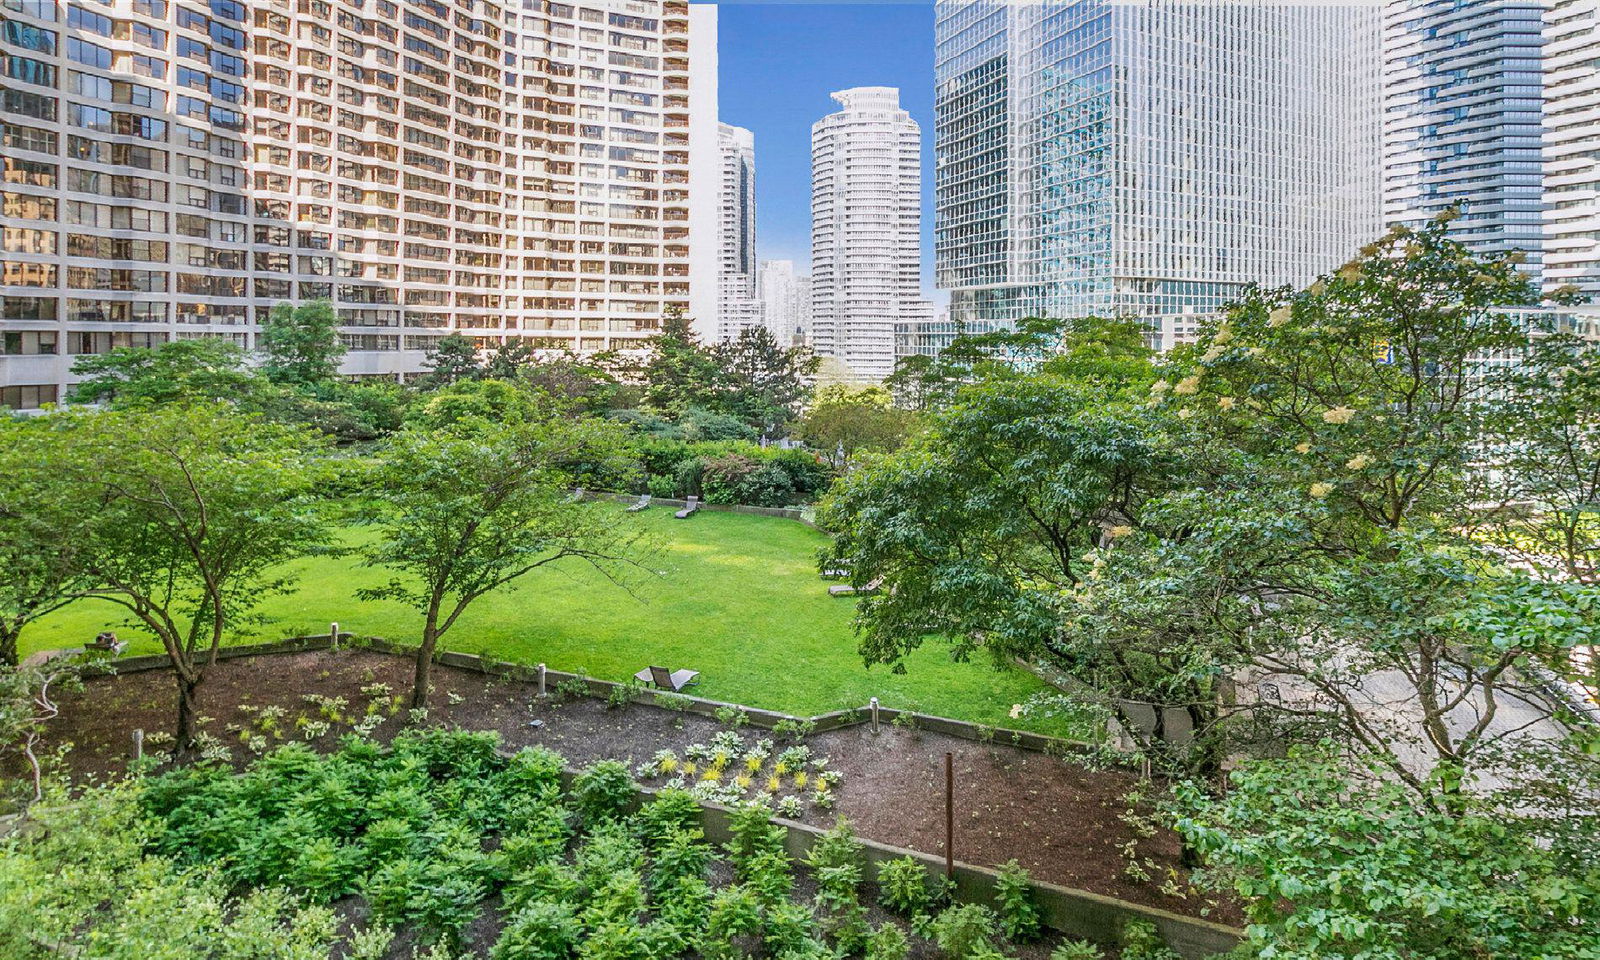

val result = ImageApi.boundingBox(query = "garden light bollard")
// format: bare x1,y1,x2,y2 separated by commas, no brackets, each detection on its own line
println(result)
133,728,143,762
329,622,339,648
537,663,547,698
870,696,879,731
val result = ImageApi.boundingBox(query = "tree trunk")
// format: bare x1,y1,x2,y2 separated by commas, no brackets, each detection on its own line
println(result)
410,604,441,710
174,671,201,756
0,621,18,668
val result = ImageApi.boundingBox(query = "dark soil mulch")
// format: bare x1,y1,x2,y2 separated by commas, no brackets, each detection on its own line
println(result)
36,647,1233,925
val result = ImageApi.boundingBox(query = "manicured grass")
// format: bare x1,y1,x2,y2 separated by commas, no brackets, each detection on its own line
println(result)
24,507,1071,733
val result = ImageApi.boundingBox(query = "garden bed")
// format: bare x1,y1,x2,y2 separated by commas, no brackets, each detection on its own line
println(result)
37,647,1234,926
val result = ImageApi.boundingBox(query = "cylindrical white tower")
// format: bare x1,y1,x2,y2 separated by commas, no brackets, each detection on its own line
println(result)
810,86,924,381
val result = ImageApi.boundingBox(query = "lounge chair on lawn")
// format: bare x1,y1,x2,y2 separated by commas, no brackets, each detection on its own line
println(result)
674,495,700,519
634,665,699,692
626,493,651,512
828,576,883,597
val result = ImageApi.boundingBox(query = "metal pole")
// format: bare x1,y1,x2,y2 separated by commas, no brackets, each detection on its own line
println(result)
133,728,144,763
330,622,339,647
869,696,879,732
537,663,547,697
944,751,954,880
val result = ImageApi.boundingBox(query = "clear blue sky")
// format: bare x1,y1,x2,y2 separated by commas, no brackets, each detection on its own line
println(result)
711,1,942,300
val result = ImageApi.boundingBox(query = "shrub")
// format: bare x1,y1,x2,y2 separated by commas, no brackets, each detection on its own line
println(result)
762,899,820,955
704,884,764,960
866,922,911,960
1120,919,1180,960
492,900,581,960
992,860,1041,941
876,856,939,916
930,903,998,960
725,801,786,868
634,788,702,846
649,829,714,896
573,760,638,822
1049,940,1106,960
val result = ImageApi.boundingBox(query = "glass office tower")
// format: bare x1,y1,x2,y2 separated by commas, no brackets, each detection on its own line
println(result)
934,0,1380,349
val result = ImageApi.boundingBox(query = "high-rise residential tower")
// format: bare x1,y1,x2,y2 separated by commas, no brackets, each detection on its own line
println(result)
714,121,762,339
933,0,1380,349
810,86,927,381
1544,0,1600,299
1382,0,1545,275
0,0,718,409
757,258,812,345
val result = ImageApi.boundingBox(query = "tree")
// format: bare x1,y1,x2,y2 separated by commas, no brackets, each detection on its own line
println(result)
68,338,258,406
795,385,919,466
1477,330,1600,584
632,307,725,415
710,326,819,436
483,338,537,381
1173,747,1600,959
361,415,653,708
819,329,1182,678
421,334,483,387
0,417,94,666
259,300,345,389
0,658,79,802
58,404,332,749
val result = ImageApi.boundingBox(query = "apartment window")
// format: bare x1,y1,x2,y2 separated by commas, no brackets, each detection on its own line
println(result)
3,0,58,22
2,226,55,254
0,384,58,410
1,260,54,286
66,36,112,68
1,18,55,53
1,330,59,356
2,192,55,220
1,295,57,320
2,54,55,86
66,5,112,35
1,85,55,121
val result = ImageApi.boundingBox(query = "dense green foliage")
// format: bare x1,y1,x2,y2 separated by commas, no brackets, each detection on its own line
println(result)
260,300,346,389
0,781,345,959
1,731,1093,959
823,217,1600,955
360,414,652,707
1175,748,1600,959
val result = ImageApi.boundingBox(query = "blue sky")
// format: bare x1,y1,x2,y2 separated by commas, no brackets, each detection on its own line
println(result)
710,1,941,299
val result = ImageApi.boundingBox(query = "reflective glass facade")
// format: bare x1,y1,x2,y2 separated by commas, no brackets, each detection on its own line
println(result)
935,0,1381,349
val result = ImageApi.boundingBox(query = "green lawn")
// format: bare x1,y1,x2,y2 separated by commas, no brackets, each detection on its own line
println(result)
24,508,1069,732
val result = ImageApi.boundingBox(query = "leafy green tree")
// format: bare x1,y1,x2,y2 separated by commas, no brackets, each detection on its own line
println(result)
483,338,537,381
57,404,332,749
421,334,483,387
0,418,95,666
259,300,345,389
404,378,542,432
68,338,259,406
1477,330,1600,585
820,342,1183,675
796,385,919,466
520,351,627,412
632,307,725,416
1174,747,1600,959
361,415,652,708
709,326,819,436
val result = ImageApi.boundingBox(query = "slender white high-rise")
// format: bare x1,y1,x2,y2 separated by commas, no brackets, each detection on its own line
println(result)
934,0,1380,350
1544,0,1600,299
714,122,762,340
810,87,925,381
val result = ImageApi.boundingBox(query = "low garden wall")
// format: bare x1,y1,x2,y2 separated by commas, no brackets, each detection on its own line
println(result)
67,635,1241,957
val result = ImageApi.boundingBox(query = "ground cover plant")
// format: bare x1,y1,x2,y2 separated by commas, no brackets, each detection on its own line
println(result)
0,727,1112,959
24,509,1066,732
636,730,843,816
